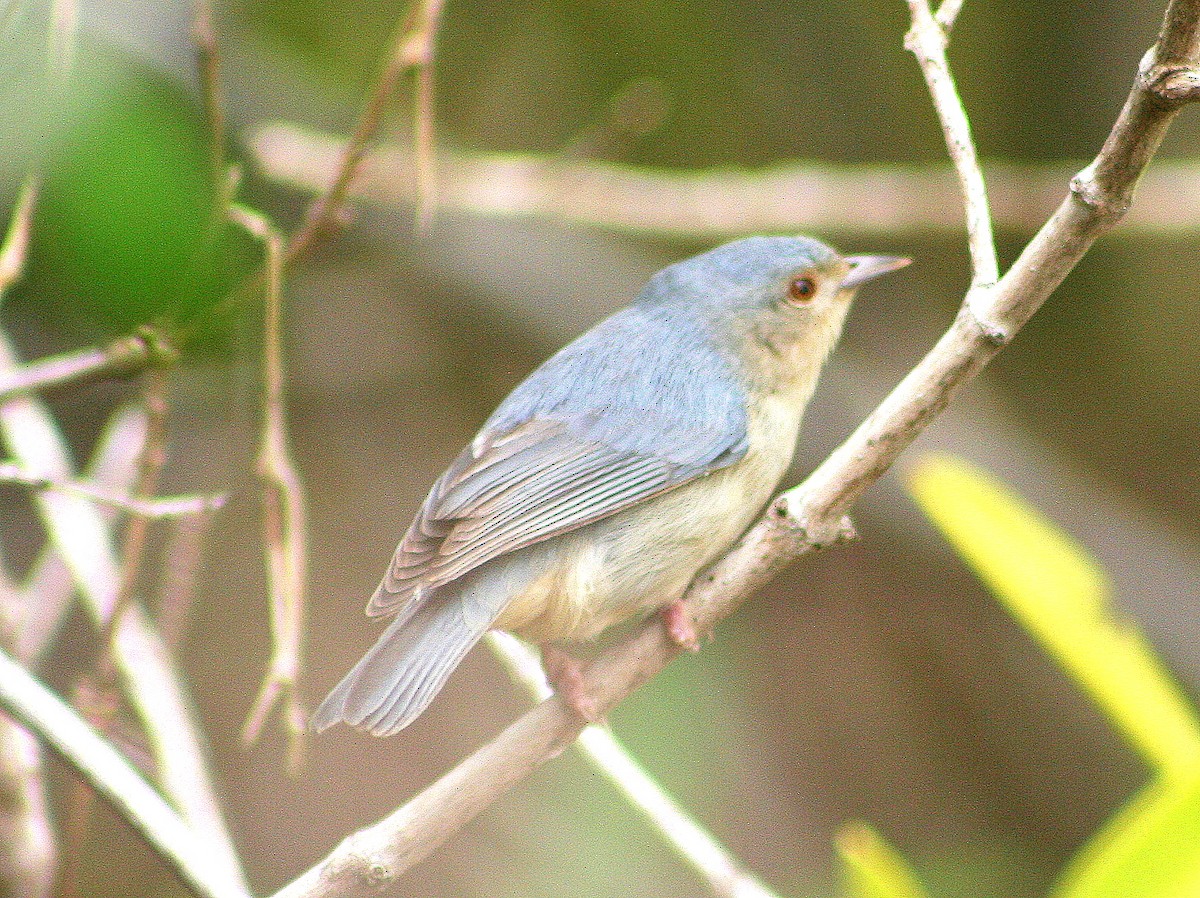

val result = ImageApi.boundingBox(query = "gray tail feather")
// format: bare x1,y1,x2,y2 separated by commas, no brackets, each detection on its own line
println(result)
310,598,493,737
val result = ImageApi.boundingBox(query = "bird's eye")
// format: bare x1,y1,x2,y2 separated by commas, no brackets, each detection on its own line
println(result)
787,276,818,304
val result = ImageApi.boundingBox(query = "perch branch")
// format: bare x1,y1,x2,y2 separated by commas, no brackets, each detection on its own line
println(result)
273,2,1200,895
488,633,779,898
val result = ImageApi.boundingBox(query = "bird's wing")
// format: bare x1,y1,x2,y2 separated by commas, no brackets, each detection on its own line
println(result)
366,307,750,620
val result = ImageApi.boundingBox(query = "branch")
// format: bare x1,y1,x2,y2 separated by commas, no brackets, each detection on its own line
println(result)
16,404,148,667
904,0,998,287
0,178,38,297
0,326,179,403
251,124,1200,238
0,718,54,898
0,462,225,518
285,0,448,263
0,334,249,894
274,2,1200,895
487,633,780,898
0,648,250,898
230,205,309,771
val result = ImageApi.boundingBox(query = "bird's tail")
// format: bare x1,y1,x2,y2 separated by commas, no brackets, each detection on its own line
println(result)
310,594,496,737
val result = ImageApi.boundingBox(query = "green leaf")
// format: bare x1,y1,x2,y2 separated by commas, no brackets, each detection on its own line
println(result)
906,454,1200,773
1053,773,1200,898
836,822,930,898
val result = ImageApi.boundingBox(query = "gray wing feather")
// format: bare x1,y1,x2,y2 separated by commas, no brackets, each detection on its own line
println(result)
366,305,749,620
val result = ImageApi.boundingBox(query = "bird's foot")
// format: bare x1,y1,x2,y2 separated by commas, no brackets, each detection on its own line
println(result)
661,599,700,652
541,645,603,724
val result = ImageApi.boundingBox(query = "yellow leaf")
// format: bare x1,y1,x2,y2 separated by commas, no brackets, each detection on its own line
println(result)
907,454,1200,773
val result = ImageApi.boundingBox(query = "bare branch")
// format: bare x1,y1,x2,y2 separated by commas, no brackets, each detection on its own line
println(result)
933,0,966,33
0,334,249,894
275,2,1200,894
402,0,446,228
488,633,780,898
0,326,179,403
285,0,448,263
0,178,39,299
0,648,250,898
0,720,54,898
251,125,1200,237
0,462,225,518
100,367,173,659
17,405,148,667
904,0,998,288
192,0,227,181
230,204,309,771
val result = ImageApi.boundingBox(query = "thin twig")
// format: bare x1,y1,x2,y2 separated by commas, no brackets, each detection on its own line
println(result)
0,155,54,898
192,0,227,183
284,0,447,262
251,125,1200,237
0,177,39,300
904,0,998,288
934,0,966,33
103,366,173,646
488,633,780,898
0,333,250,894
0,462,225,518
0,326,180,403
230,204,309,772
274,2,1200,894
403,0,446,228
17,405,148,667
0,648,250,898
58,367,178,889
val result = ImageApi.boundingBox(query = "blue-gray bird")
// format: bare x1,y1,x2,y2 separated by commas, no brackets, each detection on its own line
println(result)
312,235,909,736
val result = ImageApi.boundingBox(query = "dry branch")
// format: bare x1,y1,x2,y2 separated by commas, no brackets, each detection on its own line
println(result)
250,126,1200,238
0,647,249,898
230,205,310,770
0,333,249,894
488,633,780,898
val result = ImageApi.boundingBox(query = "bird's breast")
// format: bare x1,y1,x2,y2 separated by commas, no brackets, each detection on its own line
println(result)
494,388,808,644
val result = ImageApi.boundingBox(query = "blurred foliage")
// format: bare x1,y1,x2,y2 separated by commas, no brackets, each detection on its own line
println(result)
908,455,1200,898
908,455,1200,773
5,24,253,348
1053,775,1200,898
36,39,218,331
836,822,931,898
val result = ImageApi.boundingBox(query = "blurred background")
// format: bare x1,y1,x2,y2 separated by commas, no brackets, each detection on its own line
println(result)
1,0,1199,896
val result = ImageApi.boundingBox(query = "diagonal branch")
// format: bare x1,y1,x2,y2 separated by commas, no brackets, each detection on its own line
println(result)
0,335,250,895
487,633,779,898
284,0,447,263
0,647,249,898
273,2,1200,896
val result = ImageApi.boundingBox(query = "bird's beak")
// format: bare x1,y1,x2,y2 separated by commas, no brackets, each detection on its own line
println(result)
841,255,912,289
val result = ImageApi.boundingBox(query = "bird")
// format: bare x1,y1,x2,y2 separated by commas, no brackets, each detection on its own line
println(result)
311,235,909,736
